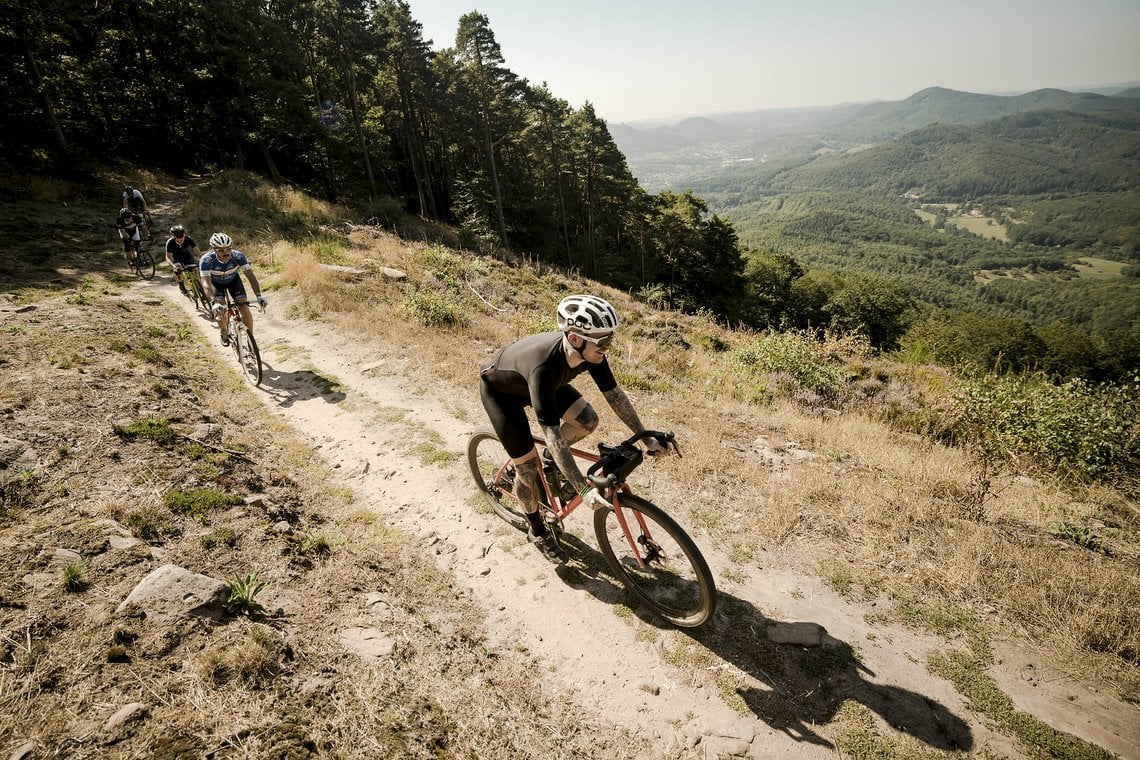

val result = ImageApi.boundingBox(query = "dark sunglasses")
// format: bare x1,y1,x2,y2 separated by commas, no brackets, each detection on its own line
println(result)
580,332,614,350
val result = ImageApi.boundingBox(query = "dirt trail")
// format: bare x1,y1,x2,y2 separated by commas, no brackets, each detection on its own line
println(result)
137,272,1138,759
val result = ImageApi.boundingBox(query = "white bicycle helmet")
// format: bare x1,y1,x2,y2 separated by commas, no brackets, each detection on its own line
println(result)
556,295,619,335
209,232,233,248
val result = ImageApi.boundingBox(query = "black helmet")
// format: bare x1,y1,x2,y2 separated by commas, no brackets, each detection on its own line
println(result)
124,186,133,193
120,207,132,215
170,224,185,235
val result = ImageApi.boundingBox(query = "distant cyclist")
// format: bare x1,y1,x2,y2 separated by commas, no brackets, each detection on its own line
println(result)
164,225,201,295
113,207,144,266
479,295,667,563
122,186,153,239
198,232,267,346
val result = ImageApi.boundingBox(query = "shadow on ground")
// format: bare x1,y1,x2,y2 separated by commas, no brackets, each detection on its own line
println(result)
259,362,347,407
553,531,973,753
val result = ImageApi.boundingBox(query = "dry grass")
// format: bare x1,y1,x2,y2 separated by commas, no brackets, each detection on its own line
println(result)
0,271,646,757
239,175,1140,701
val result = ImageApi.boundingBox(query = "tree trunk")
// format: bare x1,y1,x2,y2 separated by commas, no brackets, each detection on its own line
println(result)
22,39,66,149
344,66,376,195
481,116,509,248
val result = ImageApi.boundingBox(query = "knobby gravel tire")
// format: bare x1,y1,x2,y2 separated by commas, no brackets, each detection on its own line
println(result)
135,249,155,280
237,327,262,386
593,494,716,628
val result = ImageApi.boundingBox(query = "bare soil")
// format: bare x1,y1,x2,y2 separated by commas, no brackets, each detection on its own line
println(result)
1,187,1137,759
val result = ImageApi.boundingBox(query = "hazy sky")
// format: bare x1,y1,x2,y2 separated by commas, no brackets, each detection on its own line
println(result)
408,0,1140,124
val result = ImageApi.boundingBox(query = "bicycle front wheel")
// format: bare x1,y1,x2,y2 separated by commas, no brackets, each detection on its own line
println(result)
466,430,528,531
136,249,155,279
194,283,211,316
181,275,200,310
237,327,262,385
594,494,716,628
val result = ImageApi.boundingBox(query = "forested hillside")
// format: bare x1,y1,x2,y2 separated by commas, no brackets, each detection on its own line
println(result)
704,110,1140,200
610,86,1140,191
1,0,745,315
679,105,1140,377
4,1,1137,382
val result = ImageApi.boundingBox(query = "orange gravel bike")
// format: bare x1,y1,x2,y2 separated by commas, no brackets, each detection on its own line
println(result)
467,429,716,627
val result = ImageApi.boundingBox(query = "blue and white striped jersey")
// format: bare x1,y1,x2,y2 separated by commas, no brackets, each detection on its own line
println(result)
198,250,251,285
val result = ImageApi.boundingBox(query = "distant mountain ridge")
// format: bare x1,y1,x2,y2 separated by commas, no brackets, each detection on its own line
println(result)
716,108,1140,200
611,86,1140,191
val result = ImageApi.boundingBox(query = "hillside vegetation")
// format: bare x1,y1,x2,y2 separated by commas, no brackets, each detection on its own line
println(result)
2,171,1139,758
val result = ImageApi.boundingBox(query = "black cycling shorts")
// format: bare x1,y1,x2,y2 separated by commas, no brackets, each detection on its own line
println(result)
480,379,583,458
211,277,248,304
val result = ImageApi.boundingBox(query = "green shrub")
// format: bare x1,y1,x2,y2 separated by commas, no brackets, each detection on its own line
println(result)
201,527,238,550
403,285,461,327
122,505,179,540
953,374,1139,482
224,572,270,617
731,330,845,399
114,417,175,444
164,488,244,521
61,561,88,592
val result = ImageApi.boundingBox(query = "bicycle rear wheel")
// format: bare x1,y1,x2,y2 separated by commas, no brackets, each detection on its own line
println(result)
466,430,529,531
594,494,716,627
237,327,262,385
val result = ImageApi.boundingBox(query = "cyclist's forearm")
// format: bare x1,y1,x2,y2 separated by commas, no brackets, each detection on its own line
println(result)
245,271,262,296
541,424,588,492
603,386,645,435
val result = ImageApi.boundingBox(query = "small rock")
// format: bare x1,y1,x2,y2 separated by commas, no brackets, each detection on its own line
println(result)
703,735,752,759
109,534,141,550
115,564,228,622
103,702,148,731
378,267,407,280
479,567,491,576
364,592,393,620
50,547,83,565
8,740,35,760
338,627,395,660
244,494,266,509
188,423,222,442
272,520,292,533
767,621,825,647
639,683,660,696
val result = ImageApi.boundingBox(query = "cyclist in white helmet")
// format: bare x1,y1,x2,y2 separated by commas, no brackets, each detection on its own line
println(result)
479,294,667,563
198,232,267,346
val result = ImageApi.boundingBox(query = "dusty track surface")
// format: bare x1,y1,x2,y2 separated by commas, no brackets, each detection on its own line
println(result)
146,276,1139,759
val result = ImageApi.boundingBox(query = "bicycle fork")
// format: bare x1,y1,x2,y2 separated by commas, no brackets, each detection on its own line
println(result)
610,492,659,569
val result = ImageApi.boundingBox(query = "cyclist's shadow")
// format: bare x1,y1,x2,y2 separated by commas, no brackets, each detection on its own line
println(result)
257,362,347,407
555,533,973,753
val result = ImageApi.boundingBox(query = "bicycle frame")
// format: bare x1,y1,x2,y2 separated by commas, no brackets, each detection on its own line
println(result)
493,434,658,570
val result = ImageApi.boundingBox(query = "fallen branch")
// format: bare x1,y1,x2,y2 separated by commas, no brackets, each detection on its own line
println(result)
176,433,254,463
465,279,509,313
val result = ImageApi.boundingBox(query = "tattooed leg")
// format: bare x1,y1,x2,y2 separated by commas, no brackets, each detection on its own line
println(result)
560,397,598,444
511,451,541,514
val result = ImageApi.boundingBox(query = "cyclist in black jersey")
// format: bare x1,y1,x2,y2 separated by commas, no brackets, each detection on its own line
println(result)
114,207,144,265
165,225,201,294
479,295,667,563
